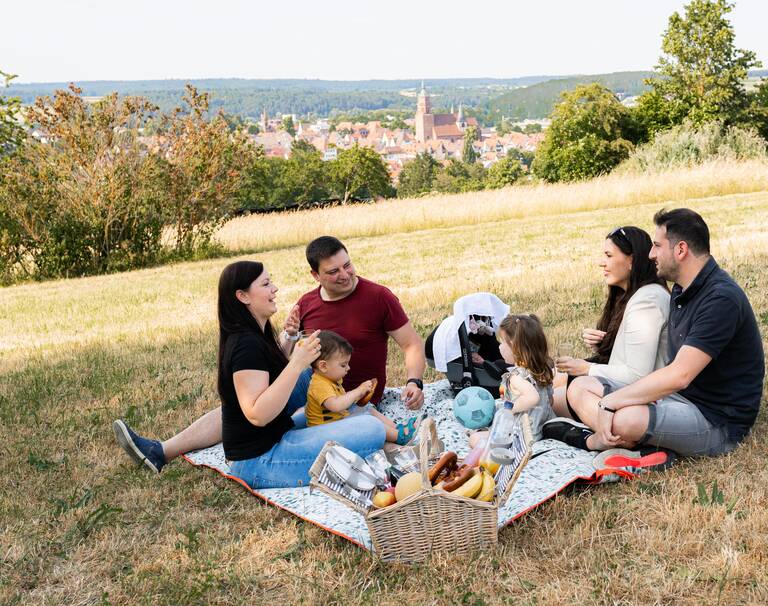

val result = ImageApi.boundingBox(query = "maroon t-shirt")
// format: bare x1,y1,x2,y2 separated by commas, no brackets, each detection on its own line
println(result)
296,276,409,403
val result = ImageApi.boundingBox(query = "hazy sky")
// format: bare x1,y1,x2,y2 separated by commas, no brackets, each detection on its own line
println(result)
4,0,767,83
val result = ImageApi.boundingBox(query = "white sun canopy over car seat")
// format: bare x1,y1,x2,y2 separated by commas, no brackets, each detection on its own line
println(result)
431,292,509,372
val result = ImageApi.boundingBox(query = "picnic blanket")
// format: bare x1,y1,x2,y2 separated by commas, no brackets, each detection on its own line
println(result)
183,380,636,552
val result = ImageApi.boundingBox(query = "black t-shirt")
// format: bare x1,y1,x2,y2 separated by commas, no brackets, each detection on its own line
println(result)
668,257,765,442
220,332,294,460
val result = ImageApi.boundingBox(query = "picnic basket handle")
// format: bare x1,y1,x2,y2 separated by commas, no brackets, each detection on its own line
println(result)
418,416,437,490
496,413,535,508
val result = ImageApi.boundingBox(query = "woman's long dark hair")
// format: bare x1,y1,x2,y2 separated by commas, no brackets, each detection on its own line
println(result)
593,226,668,364
216,260,287,398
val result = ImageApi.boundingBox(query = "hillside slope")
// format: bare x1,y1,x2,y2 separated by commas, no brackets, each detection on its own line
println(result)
1,170,767,605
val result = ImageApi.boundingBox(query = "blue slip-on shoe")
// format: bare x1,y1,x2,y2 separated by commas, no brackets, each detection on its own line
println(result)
113,419,166,473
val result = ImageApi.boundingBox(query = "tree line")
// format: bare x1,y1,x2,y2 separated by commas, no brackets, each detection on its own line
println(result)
0,84,396,283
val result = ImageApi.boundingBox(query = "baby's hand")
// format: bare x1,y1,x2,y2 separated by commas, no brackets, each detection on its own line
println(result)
471,352,484,364
357,380,374,395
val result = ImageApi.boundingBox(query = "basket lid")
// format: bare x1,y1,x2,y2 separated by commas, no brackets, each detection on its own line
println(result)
325,445,377,491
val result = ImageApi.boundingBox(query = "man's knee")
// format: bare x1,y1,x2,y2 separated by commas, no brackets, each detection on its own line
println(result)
613,406,650,442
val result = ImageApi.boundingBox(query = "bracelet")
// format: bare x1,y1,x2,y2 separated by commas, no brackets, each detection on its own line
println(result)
597,399,617,414
282,331,301,342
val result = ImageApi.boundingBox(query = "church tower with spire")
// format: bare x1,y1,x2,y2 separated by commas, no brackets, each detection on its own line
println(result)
414,82,478,144
415,82,434,143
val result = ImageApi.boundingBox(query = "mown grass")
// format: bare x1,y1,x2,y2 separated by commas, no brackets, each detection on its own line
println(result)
1,175,767,605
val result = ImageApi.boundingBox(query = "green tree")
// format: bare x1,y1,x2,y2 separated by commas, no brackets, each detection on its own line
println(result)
533,83,635,182
633,90,679,142
434,158,486,193
495,118,512,136
157,86,258,252
397,152,440,198
0,85,167,280
506,147,536,169
638,0,761,136
0,70,25,156
234,146,271,211
329,145,393,203
743,79,768,141
290,139,317,155
282,115,296,137
462,126,479,164
273,142,329,206
486,156,524,189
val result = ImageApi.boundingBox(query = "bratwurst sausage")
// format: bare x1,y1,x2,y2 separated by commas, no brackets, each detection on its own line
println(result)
428,451,458,484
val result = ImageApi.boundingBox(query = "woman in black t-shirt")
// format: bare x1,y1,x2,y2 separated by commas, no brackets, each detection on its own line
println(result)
217,260,386,489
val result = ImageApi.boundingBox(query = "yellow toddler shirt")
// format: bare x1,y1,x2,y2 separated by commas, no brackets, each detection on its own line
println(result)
305,372,350,426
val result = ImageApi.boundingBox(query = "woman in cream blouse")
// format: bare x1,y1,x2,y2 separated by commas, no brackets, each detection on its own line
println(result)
553,226,669,422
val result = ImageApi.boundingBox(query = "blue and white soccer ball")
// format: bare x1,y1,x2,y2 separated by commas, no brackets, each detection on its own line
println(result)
453,386,495,429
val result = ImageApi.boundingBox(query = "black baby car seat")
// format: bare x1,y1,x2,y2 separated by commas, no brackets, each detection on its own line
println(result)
425,319,507,398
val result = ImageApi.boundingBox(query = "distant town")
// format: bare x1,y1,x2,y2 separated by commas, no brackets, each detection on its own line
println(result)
252,84,548,182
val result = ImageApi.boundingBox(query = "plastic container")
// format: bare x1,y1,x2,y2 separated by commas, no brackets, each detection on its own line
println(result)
463,437,488,468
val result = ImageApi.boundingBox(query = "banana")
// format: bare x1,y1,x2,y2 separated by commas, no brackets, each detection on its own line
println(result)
451,469,484,499
475,470,496,502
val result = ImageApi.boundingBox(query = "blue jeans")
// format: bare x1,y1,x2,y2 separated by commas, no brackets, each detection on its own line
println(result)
230,369,387,489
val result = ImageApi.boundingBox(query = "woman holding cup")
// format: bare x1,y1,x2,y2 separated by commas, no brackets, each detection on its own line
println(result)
214,260,385,489
551,226,669,426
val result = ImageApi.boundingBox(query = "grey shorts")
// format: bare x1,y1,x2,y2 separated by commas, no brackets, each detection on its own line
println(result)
596,377,737,457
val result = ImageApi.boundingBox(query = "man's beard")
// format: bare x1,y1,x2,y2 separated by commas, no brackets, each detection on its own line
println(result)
656,261,678,283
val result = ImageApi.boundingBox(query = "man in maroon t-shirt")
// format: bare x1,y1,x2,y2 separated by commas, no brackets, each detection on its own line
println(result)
284,236,425,405
113,236,425,473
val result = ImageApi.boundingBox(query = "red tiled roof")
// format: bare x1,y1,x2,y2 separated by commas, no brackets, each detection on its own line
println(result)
433,124,462,138
433,113,457,126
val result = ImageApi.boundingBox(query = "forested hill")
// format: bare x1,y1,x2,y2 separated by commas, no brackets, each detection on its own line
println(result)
488,69,768,120
486,71,655,120
7,76,558,118
7,71,767,121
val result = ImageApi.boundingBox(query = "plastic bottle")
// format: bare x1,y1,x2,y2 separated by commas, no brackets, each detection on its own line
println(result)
463,436,488,468
479,377,520,473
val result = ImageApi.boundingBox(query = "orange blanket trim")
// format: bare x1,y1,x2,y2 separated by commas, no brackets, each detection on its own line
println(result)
181,454,367,550
183,453,638,551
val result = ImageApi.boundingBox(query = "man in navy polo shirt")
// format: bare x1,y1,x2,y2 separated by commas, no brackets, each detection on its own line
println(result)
548,208,764,457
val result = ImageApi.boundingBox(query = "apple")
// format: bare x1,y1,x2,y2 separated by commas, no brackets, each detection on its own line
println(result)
372,491,396,508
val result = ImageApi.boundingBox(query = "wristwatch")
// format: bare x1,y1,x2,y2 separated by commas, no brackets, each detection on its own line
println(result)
406,378,424,390
597,399,617,414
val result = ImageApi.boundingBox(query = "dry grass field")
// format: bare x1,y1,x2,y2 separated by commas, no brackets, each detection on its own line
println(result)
1,162,767,605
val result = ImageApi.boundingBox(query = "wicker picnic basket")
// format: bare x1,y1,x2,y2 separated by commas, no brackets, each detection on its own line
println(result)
309,415,533,563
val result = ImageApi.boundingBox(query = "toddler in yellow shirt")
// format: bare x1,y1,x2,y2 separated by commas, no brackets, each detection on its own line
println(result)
305,331,418,445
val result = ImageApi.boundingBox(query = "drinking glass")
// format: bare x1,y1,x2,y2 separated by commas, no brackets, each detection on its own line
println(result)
555,341,575,373
393,447,420,474
557,342,575,359
364,450,391,487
